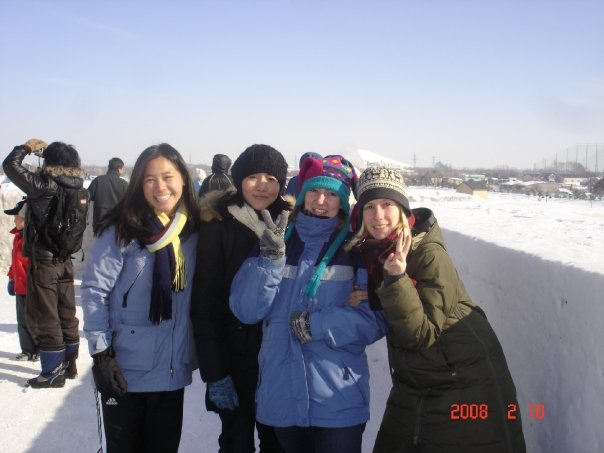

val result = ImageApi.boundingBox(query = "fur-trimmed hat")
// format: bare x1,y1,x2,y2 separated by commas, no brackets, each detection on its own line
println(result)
295,155,358,215
357,166,411,215
231,144,288,193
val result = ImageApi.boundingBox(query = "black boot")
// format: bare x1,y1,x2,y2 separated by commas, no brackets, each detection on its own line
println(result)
64,342,79,379
27,350,66,389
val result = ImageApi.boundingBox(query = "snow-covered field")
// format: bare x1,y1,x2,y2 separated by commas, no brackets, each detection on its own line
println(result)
0,184,602,452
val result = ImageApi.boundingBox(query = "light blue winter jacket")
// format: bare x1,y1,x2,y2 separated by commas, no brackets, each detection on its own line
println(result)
230,213,387,428
82,226,198,392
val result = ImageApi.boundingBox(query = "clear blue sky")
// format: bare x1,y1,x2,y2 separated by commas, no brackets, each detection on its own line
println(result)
1,0,603,170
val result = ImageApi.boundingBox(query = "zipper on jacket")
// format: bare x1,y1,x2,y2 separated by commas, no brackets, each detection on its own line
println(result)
413,393,426,446
122,263,145,308
343,366,351,381
459,315,515,453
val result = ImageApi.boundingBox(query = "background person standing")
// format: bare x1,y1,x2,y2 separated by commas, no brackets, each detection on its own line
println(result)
5,199,38,362
198,153,234,197
87,157,129,234
3,139,87,389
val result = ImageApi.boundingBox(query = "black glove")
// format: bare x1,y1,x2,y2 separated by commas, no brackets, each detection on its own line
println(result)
259,209,288,259
290,311,312,344
92,347,128,397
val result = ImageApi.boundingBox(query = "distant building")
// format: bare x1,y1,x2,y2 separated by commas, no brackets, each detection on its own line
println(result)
445,177,463,188
523,182,559,194
456,180,488,198
461,174,486,182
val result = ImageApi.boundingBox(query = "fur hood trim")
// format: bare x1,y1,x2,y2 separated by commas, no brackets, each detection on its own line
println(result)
199,188,236,222
40,165,85,179
199,190,295,223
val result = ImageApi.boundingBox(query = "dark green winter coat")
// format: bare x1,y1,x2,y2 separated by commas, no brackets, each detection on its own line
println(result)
373,208,526,453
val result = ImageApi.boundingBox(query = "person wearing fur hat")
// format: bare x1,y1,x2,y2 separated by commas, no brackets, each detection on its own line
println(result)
347,166,526,453
3,139,85,389
4,199,38,362
191,144,290,453
229,155,387,453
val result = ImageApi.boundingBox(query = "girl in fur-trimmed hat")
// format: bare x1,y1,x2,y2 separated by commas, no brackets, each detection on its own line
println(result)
191,144,289,453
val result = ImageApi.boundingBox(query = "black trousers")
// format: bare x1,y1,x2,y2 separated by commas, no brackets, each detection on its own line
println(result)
26,259,79,350
101,389,185,453
15,294,37,355
212,368,282,453
218,410,283,453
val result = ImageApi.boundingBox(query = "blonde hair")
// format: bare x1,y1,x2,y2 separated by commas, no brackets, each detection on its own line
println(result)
344,203,406,252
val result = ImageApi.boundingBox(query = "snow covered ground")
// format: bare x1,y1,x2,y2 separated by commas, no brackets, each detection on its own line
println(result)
0,185,602,452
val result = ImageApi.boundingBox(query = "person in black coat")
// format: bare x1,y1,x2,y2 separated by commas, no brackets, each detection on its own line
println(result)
198,153,234,197
3,139,85,389
87,157,129,234
191,144,291,453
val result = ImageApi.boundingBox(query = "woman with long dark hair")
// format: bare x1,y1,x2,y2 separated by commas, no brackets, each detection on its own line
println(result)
82,143,200,453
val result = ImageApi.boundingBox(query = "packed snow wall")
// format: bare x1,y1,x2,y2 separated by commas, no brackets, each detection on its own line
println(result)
442,228,604,453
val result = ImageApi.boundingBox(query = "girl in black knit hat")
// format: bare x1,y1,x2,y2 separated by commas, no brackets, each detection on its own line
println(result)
191,144,291,453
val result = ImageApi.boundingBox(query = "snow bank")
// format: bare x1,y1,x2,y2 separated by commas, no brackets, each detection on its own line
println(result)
443,229,604,453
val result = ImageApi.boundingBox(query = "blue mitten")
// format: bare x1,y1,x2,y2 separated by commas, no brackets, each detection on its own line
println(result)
208,375,239,411
7,280,15,296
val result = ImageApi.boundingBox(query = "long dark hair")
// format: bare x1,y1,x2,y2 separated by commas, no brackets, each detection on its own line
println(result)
96,143,200,245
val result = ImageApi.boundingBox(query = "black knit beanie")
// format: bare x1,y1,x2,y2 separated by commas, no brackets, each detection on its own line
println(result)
356,166,411,216
231,144,288,193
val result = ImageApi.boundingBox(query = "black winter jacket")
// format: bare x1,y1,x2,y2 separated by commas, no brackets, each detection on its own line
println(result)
3,146,86,259
87,169,128,233
190,189,293,412
373,208,526,453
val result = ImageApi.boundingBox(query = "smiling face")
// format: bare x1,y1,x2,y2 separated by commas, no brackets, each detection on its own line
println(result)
142,156,185,216
362,197,402,240
241,173,280,211
304,188,342,218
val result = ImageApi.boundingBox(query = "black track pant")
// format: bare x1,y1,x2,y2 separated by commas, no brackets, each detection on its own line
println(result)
101,389,185,453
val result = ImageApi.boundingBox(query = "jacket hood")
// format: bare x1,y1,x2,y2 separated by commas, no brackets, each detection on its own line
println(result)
410,207,445,251
199,188,237,222
40,165,85,189
211,154,232,174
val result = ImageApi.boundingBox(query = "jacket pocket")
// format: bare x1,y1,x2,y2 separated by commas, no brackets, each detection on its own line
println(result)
340,359,369,407
113,324,157,371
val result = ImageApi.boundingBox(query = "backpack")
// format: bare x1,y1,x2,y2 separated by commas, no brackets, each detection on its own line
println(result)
37,184,90,260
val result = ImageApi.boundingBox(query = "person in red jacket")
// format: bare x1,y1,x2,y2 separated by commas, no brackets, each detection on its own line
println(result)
5,199,38,361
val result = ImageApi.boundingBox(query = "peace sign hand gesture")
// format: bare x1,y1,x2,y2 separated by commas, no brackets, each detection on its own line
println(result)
382,226,412,276
259,209,289,259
